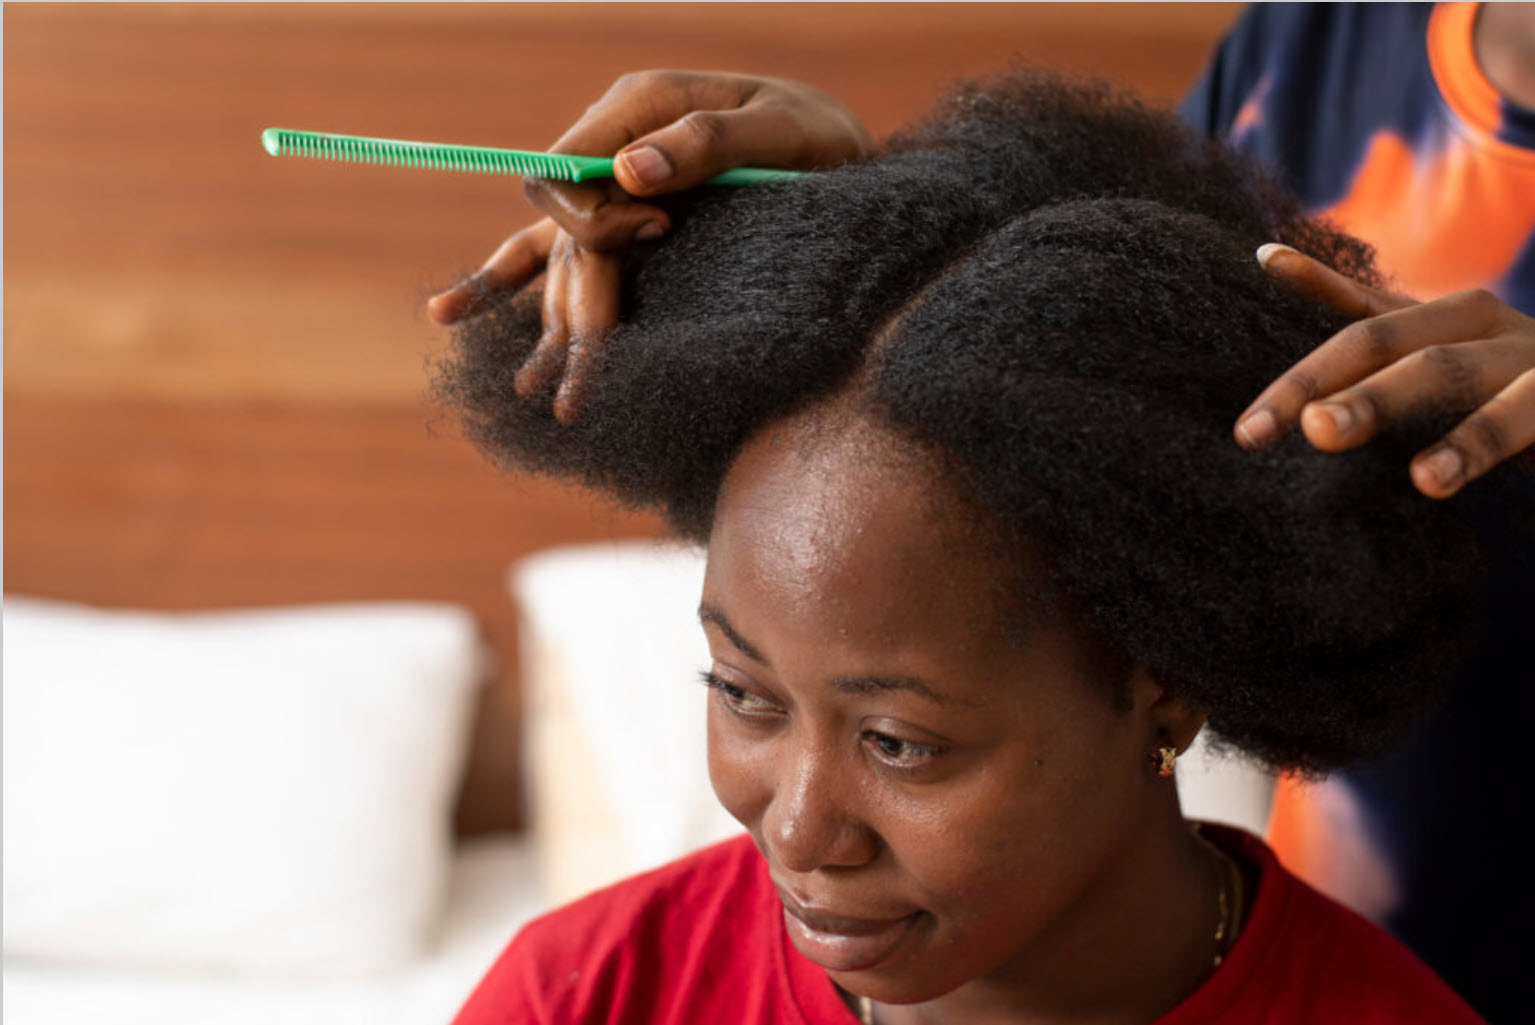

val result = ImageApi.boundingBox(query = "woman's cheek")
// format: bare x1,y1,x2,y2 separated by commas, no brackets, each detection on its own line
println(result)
855,776,1003,882
706,703,770,829
883,763,1075,903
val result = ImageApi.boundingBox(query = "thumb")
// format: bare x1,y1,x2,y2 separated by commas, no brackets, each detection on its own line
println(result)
613,105,814,195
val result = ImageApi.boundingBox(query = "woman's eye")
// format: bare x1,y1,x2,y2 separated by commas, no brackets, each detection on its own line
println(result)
864,730,945,769
699,670,778,716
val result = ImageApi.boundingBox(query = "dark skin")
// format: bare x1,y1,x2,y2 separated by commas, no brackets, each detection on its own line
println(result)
427,56,1535,496
1477,2,1535,112
701,404,1220,1025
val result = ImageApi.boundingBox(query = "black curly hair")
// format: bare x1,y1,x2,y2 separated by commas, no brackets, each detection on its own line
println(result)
436,69,1492,773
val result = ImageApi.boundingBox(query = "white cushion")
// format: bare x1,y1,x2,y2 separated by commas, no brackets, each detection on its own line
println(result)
1177,729,1275,836
0,836,548,1025
512,542,741,905
0,834,552,1025
1,598,483,976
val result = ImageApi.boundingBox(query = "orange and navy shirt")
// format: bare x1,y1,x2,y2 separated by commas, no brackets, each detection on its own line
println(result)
1184,10,1535,1023
1182,1,1535,314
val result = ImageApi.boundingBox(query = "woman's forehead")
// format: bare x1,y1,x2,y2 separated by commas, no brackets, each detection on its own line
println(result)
705,411,1025,660
702,439,1111,721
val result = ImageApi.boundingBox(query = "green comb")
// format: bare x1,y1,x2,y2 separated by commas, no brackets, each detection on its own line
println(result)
261,127,805,186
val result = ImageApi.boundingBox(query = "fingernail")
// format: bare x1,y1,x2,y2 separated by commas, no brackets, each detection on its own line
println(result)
1255,243,1295,268
1320,402,1353,436
635,221,666,241
1421,448,1463,489
619,145,673,188
1236,408,1277,448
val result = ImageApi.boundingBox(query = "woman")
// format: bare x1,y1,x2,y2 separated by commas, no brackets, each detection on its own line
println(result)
436,72,1496,1024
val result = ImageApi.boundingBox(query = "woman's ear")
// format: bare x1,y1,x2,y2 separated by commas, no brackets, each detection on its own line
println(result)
1127,664,1208,760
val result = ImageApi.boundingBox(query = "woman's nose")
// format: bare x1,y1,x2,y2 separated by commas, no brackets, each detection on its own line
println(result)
761,741,878,874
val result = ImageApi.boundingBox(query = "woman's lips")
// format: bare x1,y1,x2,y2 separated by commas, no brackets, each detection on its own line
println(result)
778,890,920,973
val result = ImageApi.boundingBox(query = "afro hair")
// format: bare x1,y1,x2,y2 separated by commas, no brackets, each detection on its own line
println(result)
436,69,1497,773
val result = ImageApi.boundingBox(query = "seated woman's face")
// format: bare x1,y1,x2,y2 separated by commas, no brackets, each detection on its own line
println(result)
699,407,1191,1005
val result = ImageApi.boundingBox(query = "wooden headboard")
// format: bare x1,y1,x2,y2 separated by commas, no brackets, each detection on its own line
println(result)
3,2,1238,834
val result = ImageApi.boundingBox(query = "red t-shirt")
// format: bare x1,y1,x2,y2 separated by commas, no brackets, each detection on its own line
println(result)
450,827,1485,1024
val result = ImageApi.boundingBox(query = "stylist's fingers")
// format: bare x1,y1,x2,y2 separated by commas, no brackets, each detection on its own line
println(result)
515,234,575,398
1298,338,1526,452
523,176,670,253
1255,243,1410,320
527,71,868,247
1239,288,1509,450
517,70,751,250
428,218,560,325
559,70,862,193
611,94,866,195
553,248,623,424
1411,369,1535,497
1238,243,1431,449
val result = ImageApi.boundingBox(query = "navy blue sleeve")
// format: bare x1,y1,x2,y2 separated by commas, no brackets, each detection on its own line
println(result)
1179,4,1437,202
1179,3,1274,139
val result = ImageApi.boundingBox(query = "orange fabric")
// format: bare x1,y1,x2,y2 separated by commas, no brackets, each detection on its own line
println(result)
1314,2,1535,302
1266,774,1401,925
1229,74,1270,140
1429,2,1503,138
1264,774,1315,875
1317,128,1535,299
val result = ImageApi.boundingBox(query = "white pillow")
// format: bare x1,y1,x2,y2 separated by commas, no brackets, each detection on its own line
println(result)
513,542,742,905
1,598,484,976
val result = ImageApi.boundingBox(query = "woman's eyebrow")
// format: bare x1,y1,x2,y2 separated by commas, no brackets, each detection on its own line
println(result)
698,604,967,708
829,674,957,707
698,604,768,664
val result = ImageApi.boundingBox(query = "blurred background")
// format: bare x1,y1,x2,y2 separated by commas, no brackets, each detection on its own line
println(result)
4,4,1242,1023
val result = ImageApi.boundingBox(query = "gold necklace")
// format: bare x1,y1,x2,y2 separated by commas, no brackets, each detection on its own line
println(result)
854,829,1243,1025
1189,824,1244,970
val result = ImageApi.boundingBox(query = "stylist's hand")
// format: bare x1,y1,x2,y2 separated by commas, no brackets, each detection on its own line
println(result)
1236,243,1535,498
427,70,870,423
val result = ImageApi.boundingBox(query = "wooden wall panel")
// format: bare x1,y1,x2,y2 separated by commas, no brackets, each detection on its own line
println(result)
3,393,667,832
4,2,1243,833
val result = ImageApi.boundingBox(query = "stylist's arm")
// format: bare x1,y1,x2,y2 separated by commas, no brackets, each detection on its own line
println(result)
1239,244,1535,498
427,71,870,423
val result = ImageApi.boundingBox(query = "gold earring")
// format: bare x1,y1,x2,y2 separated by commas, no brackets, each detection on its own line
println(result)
1155,745,1177,778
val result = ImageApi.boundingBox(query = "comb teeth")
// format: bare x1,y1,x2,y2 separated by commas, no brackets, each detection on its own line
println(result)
263,129,577,181
264,128,806,186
